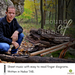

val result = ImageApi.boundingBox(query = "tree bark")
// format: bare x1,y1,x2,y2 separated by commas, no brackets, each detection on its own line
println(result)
58,0,64,24
40,0,44,29
57,0,64,33
55,0,58,32
0,54,75,63
43,0,46,25
34,0,38,25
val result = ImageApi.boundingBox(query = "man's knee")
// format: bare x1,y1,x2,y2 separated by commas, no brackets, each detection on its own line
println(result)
19,33,24,38
0,43,10,52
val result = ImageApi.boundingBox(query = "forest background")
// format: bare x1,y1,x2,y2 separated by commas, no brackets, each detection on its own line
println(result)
16,0,75,38
16,0,56,32
16,0,75,59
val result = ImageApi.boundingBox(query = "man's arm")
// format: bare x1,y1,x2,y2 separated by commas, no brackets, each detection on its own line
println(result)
11,18,23,42
14,18,23,34
0,22,12,44
0,24,19,49
11,31,19,49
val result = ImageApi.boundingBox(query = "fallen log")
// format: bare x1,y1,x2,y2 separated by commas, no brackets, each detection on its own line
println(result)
39,40,51,46
30,32,41,39
30,28,62,36
26,35,57,46
29,45,41,53
41,34,54,39
40,46,68,56
25,36,40,44
54,37,70,42
0,54,75,63
27,29,71,46
30,29,38,34
30,41,75,56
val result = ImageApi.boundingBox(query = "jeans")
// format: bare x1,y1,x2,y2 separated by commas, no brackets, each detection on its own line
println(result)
0,33,24,54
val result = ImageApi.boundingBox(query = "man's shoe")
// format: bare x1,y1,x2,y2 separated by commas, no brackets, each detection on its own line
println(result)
4,52,11,55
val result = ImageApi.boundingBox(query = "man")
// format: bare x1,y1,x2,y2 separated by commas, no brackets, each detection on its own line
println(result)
0,5,24,55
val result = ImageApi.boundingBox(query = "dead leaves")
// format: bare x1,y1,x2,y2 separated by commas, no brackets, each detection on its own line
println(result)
0,59,15,63
18,40,34,55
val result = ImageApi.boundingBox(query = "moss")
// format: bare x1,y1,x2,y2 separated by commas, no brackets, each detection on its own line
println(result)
50,50,75,59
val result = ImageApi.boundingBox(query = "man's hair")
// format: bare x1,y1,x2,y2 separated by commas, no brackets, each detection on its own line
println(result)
6,5,15,12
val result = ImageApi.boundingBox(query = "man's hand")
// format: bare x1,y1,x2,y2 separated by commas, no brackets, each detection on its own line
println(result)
11,31,19,42
12,41,19,49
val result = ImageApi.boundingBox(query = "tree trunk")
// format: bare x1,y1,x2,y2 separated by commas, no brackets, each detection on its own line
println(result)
55,0,58,32
58,0,64,24
66,0,73,21
49,11,51,24
34,0,38,25
43,0,46,25
40,0,44,29
57,0,64,33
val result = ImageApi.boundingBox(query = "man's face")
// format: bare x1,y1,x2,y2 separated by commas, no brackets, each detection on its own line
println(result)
6,8,16,23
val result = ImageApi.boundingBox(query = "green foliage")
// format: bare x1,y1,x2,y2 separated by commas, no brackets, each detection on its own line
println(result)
5,0,7,2
21,23,41,30
16,0,34,20
16,8,32,20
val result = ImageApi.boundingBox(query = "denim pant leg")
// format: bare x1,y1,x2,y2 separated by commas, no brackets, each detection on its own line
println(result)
11,33,24,54
0,43,10,53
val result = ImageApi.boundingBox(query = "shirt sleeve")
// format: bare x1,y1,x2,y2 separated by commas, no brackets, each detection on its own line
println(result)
0,22,12,45
14,18,23,34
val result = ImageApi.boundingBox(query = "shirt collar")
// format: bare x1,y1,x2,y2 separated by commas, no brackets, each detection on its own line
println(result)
2,16,12,25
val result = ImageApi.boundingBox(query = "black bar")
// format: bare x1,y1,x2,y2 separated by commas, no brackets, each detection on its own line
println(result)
4,65,6,73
